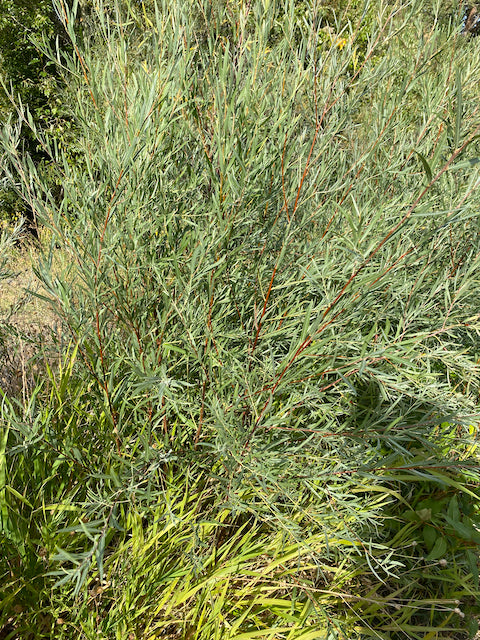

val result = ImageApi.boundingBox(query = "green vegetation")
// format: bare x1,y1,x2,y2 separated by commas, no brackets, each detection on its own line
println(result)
1,0,480,638
0,0,73,230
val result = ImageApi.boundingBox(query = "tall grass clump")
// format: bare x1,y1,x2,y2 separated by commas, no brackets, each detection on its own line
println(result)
1,0,480,637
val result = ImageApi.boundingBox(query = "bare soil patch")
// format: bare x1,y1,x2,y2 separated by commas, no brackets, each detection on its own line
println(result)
0,236,60,399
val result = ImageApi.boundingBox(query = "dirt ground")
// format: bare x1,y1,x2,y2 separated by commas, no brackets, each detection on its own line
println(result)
0,236,60,399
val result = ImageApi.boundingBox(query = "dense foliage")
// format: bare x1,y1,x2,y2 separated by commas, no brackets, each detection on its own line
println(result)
0,0,74,231
0,0,480,638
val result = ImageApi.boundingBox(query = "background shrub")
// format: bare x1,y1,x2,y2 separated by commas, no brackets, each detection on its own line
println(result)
1,0,480,637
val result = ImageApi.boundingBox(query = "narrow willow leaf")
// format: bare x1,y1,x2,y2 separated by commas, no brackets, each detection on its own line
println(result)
454,67,463,150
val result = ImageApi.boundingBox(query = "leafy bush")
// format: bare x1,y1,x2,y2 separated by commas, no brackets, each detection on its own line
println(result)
0,0,75,231
1,0,480,637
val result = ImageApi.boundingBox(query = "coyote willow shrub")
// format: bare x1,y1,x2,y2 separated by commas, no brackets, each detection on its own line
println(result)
1,0,480,636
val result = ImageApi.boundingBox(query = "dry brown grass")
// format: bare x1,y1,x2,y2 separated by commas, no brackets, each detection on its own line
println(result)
0,231,61,399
